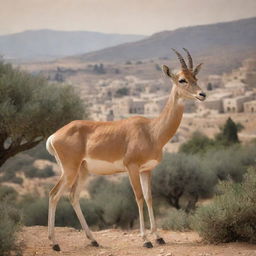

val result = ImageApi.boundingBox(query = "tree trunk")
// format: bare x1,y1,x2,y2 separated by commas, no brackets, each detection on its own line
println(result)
167,190,183,210
0,139,43,168
185,194,199,213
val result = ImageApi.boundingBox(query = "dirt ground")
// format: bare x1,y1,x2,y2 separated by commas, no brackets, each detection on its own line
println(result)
18,226,256,256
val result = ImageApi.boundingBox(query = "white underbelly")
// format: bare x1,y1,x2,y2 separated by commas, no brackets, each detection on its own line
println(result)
84,158,159,175
85,158,126,175
140,160,159,172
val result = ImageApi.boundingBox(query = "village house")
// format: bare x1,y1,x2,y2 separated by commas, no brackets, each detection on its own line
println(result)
197,91,232,113
223,93,254,113
244,100,256,113
112,97,146,119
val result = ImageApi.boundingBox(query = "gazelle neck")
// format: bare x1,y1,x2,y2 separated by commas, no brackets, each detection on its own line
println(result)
151,85,184,148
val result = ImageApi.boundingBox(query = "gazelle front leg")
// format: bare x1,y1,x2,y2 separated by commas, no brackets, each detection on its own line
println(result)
127,164,153,248
69,161,99,247
140,171,166,245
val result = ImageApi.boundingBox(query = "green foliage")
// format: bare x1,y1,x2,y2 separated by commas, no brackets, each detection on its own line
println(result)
202,144,256,182
24,165,55,178
0,201,22,256
152,153,215,212
180,118,242,155
192,168,256,243
0,62,86,167
0,148,55,183
115,87,129,97
215,117,239,145
21,196,49,226
154,142,256,212
20,194,104,229
159,209,191,231
179,132,215,154
89,177,138,228
0,185,18,202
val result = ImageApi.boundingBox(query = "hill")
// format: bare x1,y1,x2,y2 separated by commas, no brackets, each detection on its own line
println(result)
76,17,256,74
0,30,145,61
19,226,256,256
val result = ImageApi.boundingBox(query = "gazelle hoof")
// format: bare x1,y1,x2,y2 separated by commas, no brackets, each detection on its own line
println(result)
52,244,61,251
91,240,99,247
156,237,166,245
143,241,153,248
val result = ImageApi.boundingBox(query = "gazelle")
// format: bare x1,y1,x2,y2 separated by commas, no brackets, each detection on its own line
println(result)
46,48,206,251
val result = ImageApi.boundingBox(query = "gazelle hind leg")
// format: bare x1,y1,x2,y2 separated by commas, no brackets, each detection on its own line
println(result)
127,164,153,248
140,171,166,245
69,161,99,247
48,176,67,251
48,152,82,251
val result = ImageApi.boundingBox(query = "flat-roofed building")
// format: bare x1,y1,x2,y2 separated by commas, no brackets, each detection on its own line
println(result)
244,100,256,113
223,94,253,113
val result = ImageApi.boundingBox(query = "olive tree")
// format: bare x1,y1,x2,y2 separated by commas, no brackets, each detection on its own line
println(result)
0,62,86,167
152,153,216,212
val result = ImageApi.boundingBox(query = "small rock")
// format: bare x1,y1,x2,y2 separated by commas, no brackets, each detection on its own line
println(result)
165,253,172,256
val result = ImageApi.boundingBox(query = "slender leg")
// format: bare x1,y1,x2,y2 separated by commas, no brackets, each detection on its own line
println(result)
48,154,81,251
127,164,153,248
69,161,99,247
140,171,166,245
48,176,67,251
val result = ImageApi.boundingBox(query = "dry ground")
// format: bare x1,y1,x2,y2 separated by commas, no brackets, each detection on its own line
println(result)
19,226,256,256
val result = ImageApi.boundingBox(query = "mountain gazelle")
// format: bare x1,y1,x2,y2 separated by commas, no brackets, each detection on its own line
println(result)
46,48,206,251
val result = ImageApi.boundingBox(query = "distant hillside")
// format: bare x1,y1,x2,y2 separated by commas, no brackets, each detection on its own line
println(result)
0,30,145,61
77,17,256,74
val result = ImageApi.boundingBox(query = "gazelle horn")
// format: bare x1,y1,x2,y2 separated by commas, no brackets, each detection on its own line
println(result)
171,48,188,70
183,48,193,71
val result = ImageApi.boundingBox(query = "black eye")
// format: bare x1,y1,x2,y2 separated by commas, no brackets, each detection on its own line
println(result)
179,79,187,84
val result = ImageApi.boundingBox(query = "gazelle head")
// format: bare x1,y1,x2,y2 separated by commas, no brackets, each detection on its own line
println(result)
162,48,206,101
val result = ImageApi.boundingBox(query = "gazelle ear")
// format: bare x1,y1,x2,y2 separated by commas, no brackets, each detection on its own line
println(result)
162,65,174,78
193,63,203,76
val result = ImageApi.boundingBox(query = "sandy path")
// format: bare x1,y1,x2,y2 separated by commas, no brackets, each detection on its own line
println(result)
18,226,256,256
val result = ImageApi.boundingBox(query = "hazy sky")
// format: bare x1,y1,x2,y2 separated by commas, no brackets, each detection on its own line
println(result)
1,0,256,36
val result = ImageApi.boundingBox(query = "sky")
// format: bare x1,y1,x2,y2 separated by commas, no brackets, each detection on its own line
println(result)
0,0,256,36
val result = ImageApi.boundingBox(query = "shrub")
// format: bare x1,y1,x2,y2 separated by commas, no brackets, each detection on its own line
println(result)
0,186,18,203
191,168,256,243
21,196,48,226
202,144,256,182
24,165,55,178
152,153,216,212
0,202,22,256
89,176,138,228
179,132,215,154
215,117,239,145
159,208,191,231
20,195,104,229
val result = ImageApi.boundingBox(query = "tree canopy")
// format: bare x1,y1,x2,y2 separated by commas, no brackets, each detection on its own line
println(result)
0,62,86,167
152,153,216,212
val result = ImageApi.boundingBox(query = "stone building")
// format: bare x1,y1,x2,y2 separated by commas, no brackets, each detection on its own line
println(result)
197,91,232,113
223,94,253,113
112,97,146,118
244,100,256,113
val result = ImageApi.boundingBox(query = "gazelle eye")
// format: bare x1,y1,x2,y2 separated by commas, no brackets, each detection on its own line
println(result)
179,79,187,84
